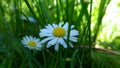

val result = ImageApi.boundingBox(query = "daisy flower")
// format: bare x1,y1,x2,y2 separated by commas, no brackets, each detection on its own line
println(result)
39,22,78,51
21,36,42,50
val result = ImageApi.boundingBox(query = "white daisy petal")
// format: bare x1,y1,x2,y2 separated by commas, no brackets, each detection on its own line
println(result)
46,24,54,30
23,37,28,44
58,38,67,48
29,36,33,40
69,37,78,42
37,45,42,49
46,44,52,48
41,36,54,44
35,38,39,41
52,24,58,28
63,22,68,29
33,37,36,40
69,42,73,48
63,36,67,40
71,25,74,29
46,38,58,48
40,33,53,37
36,48,41,50
70,30,78,36
40,29,52,34
64,35,78,42
48,37,58,45
26,36,29,41
58,22,62,27
55,43,59,52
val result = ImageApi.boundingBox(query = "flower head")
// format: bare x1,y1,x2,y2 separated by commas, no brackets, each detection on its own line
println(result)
21,36,42,50
39,22,78,51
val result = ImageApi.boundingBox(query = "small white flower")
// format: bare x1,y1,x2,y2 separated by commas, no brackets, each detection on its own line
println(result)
39,22,79,51
21,36,42,50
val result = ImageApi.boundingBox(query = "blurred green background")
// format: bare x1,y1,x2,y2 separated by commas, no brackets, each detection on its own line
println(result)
0,0,120,68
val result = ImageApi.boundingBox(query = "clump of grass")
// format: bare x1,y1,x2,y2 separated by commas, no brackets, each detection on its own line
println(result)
1,0,120,68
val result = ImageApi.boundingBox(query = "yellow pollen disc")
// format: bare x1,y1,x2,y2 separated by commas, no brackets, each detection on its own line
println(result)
28,41,37,47
53,27,66,37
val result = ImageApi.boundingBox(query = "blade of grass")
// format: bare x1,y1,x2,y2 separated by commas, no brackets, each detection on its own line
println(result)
23,0,45,27
39,0,51,24
70,49,79,68
93,0,111,44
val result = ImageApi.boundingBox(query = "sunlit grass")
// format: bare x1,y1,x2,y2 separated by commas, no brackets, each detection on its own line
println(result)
96,0,120,50
0,0,120,68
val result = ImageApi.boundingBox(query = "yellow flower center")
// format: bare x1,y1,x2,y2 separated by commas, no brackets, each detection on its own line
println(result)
53,27,66,37
28,41,37,47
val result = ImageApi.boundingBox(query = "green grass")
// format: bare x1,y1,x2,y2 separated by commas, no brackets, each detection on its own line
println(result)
0,0,120,68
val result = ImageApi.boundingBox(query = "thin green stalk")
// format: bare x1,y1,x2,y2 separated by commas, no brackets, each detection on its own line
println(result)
67,0,75,45
70,49,79,68
88,0,92,47
79,48,85,68
42,49,47,68
56,0,60,23
65,0,69,21
23,0,37,20
23,0,45,27
39,0,51,24
8,47,16,68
